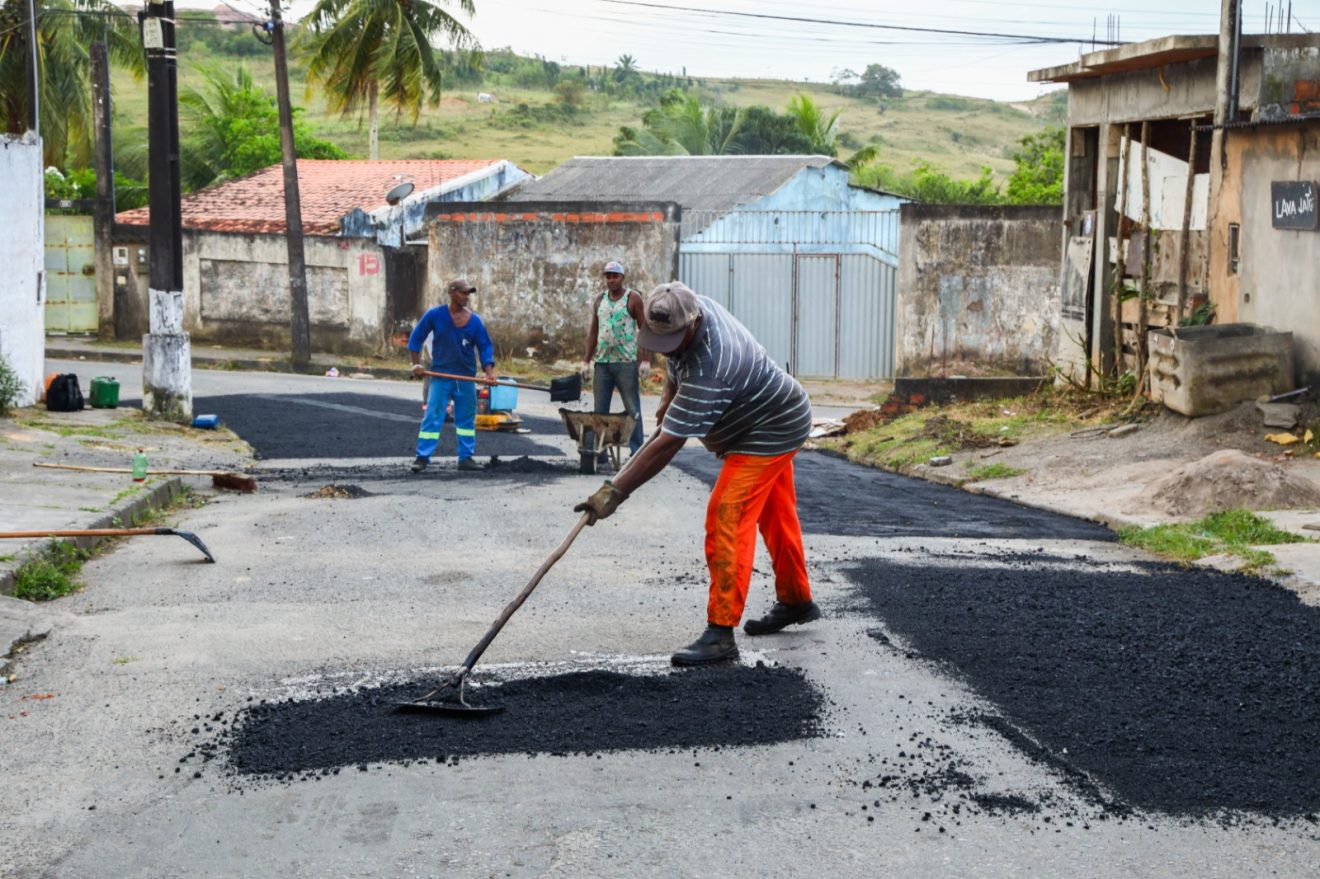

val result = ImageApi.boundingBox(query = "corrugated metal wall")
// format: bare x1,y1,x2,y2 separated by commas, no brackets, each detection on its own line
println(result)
678,210,898,379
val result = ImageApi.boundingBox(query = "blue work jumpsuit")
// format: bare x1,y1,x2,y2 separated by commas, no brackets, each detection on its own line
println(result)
408,305,495,462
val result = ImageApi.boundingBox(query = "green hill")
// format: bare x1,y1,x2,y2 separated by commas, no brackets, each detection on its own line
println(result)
108,38,1064,182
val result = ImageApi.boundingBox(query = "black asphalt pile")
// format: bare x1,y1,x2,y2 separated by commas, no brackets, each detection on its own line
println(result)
673,450,1113,541
847,552,1320,818
197,392,562,459
302,484,374,499
210,666,822,780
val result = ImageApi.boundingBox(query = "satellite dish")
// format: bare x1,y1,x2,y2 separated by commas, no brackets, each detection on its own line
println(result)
385,181,415,205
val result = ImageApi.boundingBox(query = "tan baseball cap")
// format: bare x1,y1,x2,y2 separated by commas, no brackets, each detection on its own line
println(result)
639,282,700,354
447,278,476,293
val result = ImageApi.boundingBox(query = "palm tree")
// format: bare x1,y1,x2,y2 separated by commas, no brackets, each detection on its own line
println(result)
0,0,142,166
785,94,841,156
298,0,477,160
613,53,637,81
785,93,878,169
613,89,742,156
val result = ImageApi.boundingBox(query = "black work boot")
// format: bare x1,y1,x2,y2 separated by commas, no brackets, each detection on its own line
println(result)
743,601,821,636
457,458,483,472
409,456,428,473
671,624,739,666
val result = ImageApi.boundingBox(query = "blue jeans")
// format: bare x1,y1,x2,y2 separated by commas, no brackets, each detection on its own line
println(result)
417,379,477,461
593,361,643,454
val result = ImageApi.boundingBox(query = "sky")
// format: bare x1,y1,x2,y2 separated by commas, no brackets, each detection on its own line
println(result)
214,0,1319,102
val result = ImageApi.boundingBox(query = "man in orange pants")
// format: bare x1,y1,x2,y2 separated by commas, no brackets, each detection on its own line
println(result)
575,282,820,665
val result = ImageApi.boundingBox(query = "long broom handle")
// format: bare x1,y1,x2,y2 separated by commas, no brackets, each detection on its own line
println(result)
456,512,591,673
33,462,242,477
420,369,553,393
454,430,661,675
0,528,174,538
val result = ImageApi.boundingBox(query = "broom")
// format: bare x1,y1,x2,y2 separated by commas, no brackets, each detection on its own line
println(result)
33,462,257,493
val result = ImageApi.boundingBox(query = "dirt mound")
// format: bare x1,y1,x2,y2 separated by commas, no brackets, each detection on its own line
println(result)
844,408,888,434
1148,449,1320,516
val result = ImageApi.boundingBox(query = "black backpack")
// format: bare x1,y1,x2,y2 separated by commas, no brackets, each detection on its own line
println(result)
46,374,85,412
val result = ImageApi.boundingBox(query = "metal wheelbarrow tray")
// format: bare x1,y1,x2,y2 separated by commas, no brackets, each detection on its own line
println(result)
558,409,637,474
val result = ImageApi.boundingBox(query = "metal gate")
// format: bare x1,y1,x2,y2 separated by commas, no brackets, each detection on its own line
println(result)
44,214,98,334
678,210,898,379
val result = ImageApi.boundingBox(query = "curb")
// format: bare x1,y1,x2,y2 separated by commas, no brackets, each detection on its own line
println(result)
45,346,415,381
0,477,186,598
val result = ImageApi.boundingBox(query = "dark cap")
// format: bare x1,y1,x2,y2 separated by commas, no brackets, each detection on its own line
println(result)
639,282,700,354
447,278,476,294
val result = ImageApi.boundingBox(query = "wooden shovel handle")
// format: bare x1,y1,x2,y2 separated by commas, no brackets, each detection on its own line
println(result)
420,370,551,393
34,462,240,477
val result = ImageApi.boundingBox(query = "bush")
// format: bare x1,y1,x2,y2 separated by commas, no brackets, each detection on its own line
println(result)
13,540,87,601
0,352,26,415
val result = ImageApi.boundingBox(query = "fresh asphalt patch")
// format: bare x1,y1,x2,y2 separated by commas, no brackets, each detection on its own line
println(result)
195,392,564,459
847,549,1320,819
186,666,822,782
673,449,1113,541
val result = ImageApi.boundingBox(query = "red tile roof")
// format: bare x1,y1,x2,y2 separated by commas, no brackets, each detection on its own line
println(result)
116,159,504,235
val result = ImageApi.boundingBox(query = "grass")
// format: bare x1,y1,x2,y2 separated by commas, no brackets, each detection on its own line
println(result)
818,387,1106,472
1118,509,1307,572
13,539,89,601
965,462,1027,481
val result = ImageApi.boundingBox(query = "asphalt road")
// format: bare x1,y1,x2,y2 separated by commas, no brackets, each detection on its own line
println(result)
3,361,1319,878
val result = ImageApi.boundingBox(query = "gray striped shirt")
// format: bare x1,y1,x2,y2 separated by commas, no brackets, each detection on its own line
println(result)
662,296,813,457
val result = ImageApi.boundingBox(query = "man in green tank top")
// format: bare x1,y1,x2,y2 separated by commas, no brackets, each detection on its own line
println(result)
582,260,649,455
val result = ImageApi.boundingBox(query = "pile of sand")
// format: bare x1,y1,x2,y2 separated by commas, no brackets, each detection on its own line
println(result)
1148,449,1320,517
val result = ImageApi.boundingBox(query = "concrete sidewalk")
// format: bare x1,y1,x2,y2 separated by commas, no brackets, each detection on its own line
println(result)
0,402,253,680
45,337,416,380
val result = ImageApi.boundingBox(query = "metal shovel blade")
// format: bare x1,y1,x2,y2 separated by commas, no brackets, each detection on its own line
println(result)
160,529,217,563
548,373,582,403
395,698,504,717
395,672,503,717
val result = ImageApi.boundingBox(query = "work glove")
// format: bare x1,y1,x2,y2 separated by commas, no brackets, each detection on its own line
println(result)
574,480,629,525
639,361,652,381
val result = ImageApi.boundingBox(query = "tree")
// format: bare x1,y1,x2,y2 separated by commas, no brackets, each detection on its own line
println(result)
855,161,1002,204
613,54,637,81
785,94,841,155
299,0,476,160
1005,125,1065,205
613,89,742,156
173,65,346,190
857,63,902,99
0,0,143,166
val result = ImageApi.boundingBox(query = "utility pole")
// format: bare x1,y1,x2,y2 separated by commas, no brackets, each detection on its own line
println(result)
91,42,116,340
139,0,192,420
268,0,312,372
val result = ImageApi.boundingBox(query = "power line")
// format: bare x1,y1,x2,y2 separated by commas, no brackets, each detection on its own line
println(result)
594,0,1125,45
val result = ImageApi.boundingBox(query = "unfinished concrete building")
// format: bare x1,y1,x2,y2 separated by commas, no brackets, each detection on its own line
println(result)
1032,33,1320,390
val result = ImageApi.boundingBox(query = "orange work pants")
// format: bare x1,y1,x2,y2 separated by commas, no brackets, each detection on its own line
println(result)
705,451,812,627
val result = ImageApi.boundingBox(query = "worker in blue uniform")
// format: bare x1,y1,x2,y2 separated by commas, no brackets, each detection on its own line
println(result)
408,278,497,473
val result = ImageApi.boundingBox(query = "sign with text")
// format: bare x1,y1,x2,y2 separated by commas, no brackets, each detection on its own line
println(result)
1271,180,1318,231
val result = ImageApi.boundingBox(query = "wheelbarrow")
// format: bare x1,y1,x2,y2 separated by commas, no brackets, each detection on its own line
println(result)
559,409,636,474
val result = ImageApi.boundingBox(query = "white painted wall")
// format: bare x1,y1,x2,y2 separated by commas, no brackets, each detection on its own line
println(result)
0,133,45,406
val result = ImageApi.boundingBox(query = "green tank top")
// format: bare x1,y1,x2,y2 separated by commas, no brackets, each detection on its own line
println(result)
594,290,639,362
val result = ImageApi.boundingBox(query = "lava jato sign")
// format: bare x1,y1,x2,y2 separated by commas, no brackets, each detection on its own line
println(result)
1271,180,1318,231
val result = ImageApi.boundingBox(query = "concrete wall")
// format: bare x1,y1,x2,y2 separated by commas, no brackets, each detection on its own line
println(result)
897,204,1062,377
1211,122,1320,382
0,133,45,406
425,202,681,361
1066,55,1257,125
114,230,393,355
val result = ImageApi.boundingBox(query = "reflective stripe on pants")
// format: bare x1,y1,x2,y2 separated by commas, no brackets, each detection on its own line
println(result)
416,379,478,461
704,451,811,627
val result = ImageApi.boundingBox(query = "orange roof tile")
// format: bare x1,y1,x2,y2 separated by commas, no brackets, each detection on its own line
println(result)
116,159,504,234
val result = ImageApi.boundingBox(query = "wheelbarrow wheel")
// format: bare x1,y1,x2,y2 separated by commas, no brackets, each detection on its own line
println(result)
579,429,598,475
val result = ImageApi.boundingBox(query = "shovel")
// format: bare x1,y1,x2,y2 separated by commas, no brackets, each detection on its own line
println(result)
420,370,581,403
0,528,216,563
397,431,658,717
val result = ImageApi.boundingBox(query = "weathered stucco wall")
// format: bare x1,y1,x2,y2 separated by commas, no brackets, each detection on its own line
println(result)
1211,122,1320,382
0,133,45,406
426,202,681,361
112,230,393,355
897,204,1063,377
